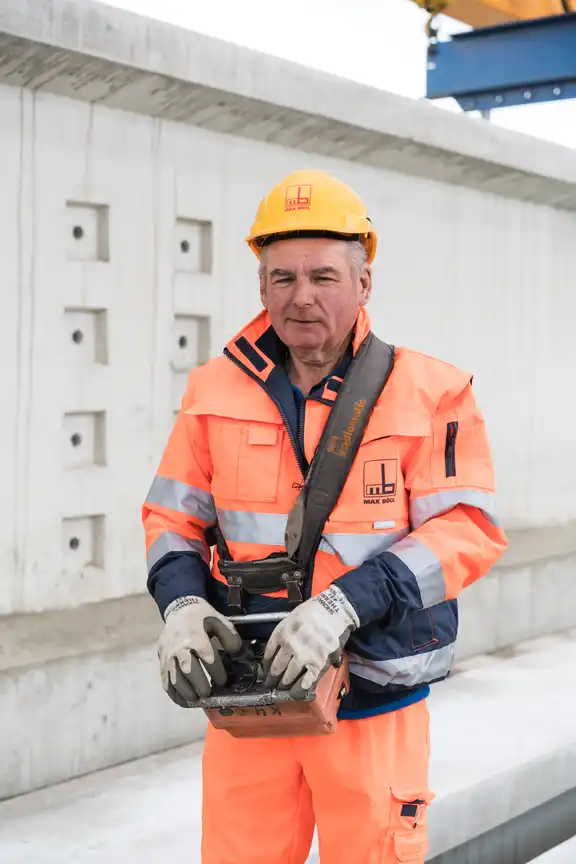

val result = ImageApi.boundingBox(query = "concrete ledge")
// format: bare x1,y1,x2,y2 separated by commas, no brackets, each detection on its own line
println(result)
0,594,161,674
0,642,206,800
531,837,576,862
455,546,576,662
1,0,576,209
1,632,574,861
494,522,576,569
427,788,576,864
428,630,576,859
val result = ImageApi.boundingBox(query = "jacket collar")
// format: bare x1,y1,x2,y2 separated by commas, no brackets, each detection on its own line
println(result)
224,307,372,402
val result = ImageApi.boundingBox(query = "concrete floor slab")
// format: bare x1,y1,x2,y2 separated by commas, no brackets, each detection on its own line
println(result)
531,836,576,863
1,632,575,863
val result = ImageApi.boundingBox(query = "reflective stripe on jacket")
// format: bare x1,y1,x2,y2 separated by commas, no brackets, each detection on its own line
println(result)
142,307,508,712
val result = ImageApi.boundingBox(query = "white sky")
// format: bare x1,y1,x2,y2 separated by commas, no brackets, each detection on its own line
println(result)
105,0,576,149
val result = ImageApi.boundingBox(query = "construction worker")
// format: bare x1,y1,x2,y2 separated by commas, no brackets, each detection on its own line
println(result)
143,169,507,864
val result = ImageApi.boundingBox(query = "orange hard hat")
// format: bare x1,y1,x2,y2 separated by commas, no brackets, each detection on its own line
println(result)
246,169,377,263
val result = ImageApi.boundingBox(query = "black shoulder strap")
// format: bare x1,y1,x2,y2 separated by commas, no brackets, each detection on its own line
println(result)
285,333,395,573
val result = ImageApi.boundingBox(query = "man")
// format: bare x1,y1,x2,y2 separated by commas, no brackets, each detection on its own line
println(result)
143,169,507,864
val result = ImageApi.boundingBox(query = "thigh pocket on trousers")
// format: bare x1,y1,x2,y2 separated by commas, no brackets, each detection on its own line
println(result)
388,787,433,863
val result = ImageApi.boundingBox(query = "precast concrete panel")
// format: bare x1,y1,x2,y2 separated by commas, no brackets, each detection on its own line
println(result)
3,85,575,614
0,90,223,615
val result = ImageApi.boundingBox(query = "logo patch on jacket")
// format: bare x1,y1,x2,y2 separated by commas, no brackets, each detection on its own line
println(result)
285,185,312,211
364,459,397,504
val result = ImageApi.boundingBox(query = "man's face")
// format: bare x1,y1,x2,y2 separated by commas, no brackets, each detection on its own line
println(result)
259,237,372,361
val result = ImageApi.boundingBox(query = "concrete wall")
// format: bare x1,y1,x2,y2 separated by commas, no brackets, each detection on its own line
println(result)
1,0,576,798
2,80,575,619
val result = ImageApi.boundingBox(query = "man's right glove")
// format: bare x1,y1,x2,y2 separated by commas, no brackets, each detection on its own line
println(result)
263,584,359,696
158,596,242,707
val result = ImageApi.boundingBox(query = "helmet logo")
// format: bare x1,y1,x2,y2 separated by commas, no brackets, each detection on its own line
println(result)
285,185,312,212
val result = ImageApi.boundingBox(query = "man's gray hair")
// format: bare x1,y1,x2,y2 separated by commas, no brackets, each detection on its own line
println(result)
259,239,367,282
347,240,368,275
258,247,268,282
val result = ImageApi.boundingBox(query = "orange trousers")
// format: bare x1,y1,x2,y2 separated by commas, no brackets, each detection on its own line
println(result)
201,700,433,864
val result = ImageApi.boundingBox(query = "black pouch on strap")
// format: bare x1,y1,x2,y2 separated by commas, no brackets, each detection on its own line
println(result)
218,555,305,611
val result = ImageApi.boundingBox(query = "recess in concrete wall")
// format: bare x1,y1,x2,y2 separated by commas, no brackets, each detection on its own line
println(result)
62,198,111,593
172,314,210,371
175,217,212,274
171,217,213,415
63,308,108,364
66,201,110,262
61,514,105,570
62,411,107,470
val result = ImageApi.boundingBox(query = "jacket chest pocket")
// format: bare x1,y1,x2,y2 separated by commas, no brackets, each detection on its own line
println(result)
210,420,284,503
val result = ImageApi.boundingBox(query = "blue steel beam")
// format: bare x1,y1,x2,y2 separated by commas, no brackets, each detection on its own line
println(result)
426,12,576,111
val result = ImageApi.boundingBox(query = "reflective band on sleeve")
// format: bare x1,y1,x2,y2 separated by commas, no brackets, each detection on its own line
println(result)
410,489,499,530
388,536,446,608
348,642,455,689
146,476,216,523
319,529,409,566
147,531,209,572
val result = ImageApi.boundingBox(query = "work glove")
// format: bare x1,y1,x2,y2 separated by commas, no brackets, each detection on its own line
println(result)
158,596,242,707
263,584,360,697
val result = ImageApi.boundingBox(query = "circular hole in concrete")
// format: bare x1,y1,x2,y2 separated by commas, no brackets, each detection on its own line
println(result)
70,433,82,447
178,335,188,349
69,537,80,551
72,225,84,240
72,330,84,344
180,239,190,253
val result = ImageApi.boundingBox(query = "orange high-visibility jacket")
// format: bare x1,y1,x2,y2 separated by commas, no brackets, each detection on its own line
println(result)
143,308,507,716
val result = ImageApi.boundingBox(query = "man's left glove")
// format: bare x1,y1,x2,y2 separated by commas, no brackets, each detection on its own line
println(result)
263,584,360,695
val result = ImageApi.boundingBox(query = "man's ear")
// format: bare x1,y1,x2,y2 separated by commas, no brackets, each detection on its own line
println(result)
359,266,372,306
260,270,269,308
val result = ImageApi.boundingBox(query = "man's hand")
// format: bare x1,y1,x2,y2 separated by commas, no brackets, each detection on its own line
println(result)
263,585,360,696
158,596,242,707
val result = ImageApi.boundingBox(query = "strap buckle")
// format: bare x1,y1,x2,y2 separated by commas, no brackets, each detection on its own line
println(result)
280,570,304,607
225,575,244,614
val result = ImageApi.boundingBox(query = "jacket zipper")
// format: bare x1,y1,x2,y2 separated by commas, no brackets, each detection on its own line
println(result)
445,421,458,478
297,397,306,463
224,349,307,479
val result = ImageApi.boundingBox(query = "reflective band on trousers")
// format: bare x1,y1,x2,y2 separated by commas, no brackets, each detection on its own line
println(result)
146,476,216,524
348,641,455,688
147,531,209,572
410,488,499,530
388,536,445,609
216,509,409,566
